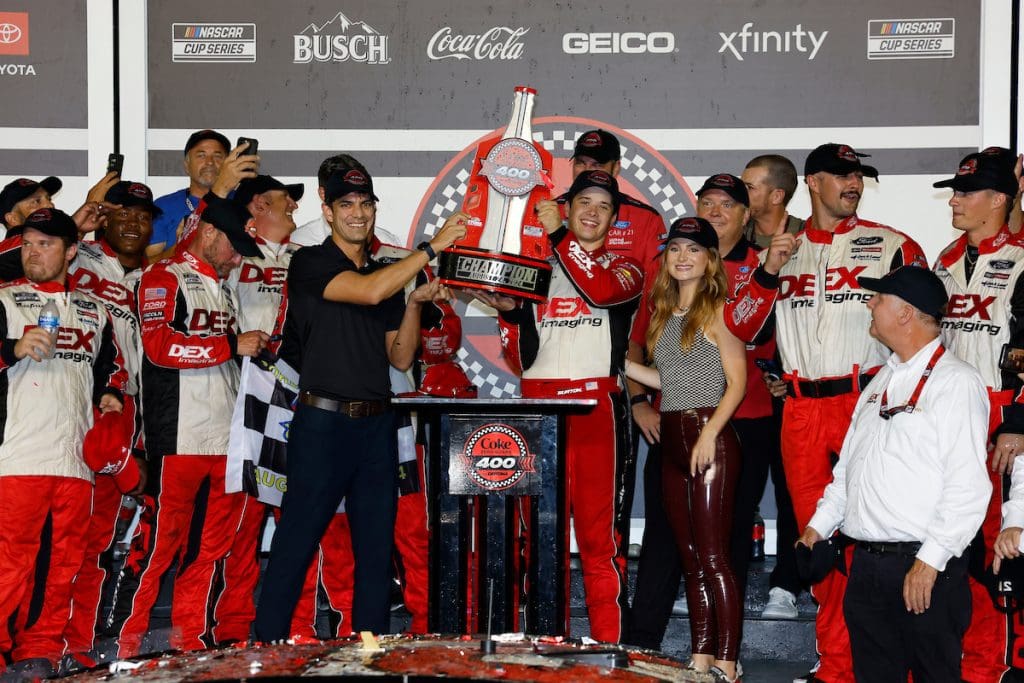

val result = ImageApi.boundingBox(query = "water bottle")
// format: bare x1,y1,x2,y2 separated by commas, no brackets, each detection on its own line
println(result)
38,298,59,358
751,507,766,562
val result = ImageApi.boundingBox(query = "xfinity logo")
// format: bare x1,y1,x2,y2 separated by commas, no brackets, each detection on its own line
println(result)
294,11,390,65
719,23,827,61
428,26,528,61
562,31,675,55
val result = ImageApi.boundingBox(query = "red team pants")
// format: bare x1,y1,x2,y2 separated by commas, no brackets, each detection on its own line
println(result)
0,476,92,664
522,378,631,643
781,392,859,683
962,391,1018,682
117,455,243,657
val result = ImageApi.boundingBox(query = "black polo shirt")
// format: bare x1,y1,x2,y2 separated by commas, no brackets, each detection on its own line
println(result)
280,237,404,401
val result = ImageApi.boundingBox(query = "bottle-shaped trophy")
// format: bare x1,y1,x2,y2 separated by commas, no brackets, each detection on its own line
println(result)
437,85,553,301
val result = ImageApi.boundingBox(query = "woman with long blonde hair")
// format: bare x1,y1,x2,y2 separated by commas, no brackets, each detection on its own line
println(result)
625,217,747,682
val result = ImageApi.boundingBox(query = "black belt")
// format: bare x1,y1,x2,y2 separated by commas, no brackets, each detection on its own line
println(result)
298,391,388,418
856,540,922,556
786,372,876,399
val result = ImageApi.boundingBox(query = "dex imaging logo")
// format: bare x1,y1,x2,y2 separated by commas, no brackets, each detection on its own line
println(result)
172,23,256,63
0,12,29,56
867,19,954,60
718,23,828,61
294,11,390,64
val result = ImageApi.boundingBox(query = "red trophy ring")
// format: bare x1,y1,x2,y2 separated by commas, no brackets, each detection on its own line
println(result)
437,85,553,302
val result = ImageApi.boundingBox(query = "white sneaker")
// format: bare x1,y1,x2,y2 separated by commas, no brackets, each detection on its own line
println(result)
761,587,798,619
671,595,689,616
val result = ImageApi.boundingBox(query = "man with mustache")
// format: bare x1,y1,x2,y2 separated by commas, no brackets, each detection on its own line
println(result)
728,143,927,683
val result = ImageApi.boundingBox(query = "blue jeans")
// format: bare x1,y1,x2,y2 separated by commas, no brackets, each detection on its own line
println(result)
254,403,397,639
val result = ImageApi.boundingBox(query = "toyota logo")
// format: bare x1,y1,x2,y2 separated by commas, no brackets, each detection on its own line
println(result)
0,23,22,44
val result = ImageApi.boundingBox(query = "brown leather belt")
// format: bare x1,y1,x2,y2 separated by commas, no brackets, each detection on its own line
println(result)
298,391,388,418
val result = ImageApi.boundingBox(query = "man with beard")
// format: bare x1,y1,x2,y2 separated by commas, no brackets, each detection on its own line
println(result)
0,208,127,673
213,174,304,644
741,155,804,250
49,181,157,667
728,144,927,683
117,195,268,657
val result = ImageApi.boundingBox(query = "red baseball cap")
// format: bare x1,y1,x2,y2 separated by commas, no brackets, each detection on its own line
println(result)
83,409,139,493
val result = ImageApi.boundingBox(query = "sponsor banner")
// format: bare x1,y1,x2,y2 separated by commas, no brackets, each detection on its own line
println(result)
1,0,87,127
172,22,256,63
867,18,955,60
146,0,979,130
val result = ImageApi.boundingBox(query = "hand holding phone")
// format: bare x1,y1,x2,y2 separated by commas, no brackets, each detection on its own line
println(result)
107,153,124,177
237,137,259,156
1000,344,1024,373
754,357,783,381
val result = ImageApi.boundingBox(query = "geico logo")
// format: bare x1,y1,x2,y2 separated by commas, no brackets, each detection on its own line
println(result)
188,309,231,333
537,297,593,319
74,271,133,306
947,294,996,320
238,264,287,286
562,31,674,55
168,344,213,359
778,273,815,299
824,266,867,291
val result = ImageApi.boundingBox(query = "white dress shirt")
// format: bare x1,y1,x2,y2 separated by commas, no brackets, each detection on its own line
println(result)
808,337,992,571
1003,457,1024,552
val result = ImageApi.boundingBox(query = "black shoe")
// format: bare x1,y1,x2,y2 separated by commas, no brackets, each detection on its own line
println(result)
7,657,56,680
56,652,96,677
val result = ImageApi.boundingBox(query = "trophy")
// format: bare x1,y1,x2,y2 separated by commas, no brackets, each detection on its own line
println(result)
437,85,553,302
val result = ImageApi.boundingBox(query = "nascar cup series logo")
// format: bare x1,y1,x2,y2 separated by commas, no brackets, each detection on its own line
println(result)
411,117,694,398
461,423,535,492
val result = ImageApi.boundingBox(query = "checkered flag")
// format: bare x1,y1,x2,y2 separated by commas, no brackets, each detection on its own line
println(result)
226,352,299,507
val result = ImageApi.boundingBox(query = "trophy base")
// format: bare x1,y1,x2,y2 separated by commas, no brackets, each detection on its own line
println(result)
438,246,551,302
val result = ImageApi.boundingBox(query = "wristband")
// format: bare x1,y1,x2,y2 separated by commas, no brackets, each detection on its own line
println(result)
630,394,650,407
416,241,437,260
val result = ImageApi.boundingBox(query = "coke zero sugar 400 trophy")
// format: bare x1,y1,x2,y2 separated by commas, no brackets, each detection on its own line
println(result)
437,86,553,301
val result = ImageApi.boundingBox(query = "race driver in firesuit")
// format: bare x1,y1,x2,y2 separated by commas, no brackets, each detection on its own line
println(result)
473,169,644,643
931,149,1024,682
727,143,926,683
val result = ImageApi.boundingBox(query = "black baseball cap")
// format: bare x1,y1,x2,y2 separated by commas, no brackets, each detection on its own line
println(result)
696,173,750,206
933,152,1019,198
324,168,379,204
20,208,77,243
199,194,261,258
663,216,719,251
0,176,62,225
234,175,305,209
572,129,621,164
105,181,163,217
858,265,948,320
184,129,231,156
805,143,879,179
565,169,621,213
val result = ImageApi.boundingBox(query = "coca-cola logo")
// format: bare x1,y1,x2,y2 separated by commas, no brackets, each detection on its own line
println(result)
427,26,528,61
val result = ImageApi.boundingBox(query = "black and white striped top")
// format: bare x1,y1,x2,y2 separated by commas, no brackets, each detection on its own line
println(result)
652,311,726,411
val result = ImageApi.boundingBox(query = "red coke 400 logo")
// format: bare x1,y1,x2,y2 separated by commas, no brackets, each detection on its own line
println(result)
411,117,694,397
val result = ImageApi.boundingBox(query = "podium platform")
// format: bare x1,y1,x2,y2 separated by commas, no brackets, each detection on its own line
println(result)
393,397,594,637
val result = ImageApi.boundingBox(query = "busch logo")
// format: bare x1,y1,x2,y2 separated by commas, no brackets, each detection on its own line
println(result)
294,11,390,64
719,22,827,61
427,26,528,61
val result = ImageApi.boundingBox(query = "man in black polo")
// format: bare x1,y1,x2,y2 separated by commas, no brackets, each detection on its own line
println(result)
253,168,467,638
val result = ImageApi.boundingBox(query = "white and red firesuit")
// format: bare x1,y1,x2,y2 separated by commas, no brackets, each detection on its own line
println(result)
50,240,145,656
0,280,127,665
498,225,643,643
557,192,665,268
729,214,926,683
213,236,299,643
117,251,245,657
934,224,1024,681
